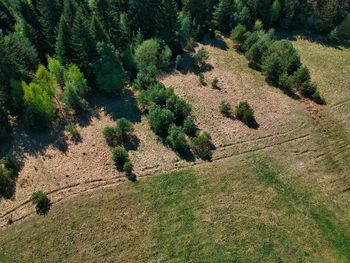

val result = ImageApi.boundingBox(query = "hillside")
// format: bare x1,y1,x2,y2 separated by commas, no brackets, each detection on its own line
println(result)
0,34,349,262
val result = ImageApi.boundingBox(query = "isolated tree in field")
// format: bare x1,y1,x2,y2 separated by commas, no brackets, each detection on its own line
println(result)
31,191,51,215
220,101,232,117
94,42,126,94
63,64,90,112
234,101,255,125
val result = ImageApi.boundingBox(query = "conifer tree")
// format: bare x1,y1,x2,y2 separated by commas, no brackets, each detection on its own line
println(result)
159,0,180,52
56,16,72,65
213,0,234,34
90,15,110,44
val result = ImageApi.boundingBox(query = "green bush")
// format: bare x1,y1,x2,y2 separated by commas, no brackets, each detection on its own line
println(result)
175,55,183,70
103,126,119,147
183,118,197,137
234,101,255,125
63,64,90,112
123,161,133,176
133,70,156,90
148,105,174,136
48,57,65,87
112,147,129,170
166,124,189,153
193,48,209,67
220,101,232,117
230,24,247,44
165,95,192,125
22,82,56,130
115,118,134,143
94,42,126,94
65,124,80,141
253,20,264,31
211,78,220,89
261,52,284,85
190,132,213,160
31,191,51,215
134,39,172,73
0,160,14,197
245,33,272,67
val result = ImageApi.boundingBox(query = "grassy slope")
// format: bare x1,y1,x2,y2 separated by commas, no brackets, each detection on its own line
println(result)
1,37,350,262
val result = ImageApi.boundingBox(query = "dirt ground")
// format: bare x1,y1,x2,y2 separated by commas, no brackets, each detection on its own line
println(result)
0,38,348,227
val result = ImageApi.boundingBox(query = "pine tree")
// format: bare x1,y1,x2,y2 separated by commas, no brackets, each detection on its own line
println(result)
0,1,15,33
94,42,126,94
71,7,97,80
56,16,72,65
35,0,61,54
63,0,77,28
213,0,234,34
90,15,110,43
159,0,180,52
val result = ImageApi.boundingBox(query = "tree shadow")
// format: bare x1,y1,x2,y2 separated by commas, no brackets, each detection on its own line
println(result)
247,119,260,130
175,52,214,75
275,29,350,50
90,89,142,124
201,36,228,50
123,135,140,151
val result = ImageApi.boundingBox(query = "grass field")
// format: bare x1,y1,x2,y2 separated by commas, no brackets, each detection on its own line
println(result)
0,35,349,262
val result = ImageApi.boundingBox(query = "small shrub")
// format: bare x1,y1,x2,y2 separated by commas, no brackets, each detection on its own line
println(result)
175,55,183,70
311,90,325,105
220,101,232,117
123,161,133,176
115,118,134,143
166,124,189,153
165,95,192,125
193,48,209,67
183,119,197,137
148,105,174,136
0,161,14,197
65,124,80,142
234,101,255,125
191,132,213,160
103,126,119,147
211,78,220,90
31,191,51,215
199,73,206,86
133,70,156,90
112,147,129,170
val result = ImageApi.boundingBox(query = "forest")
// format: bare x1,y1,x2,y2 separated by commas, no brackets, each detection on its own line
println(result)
0,0,349,140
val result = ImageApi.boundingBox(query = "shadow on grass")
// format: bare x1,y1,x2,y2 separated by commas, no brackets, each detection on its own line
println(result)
201,36,229,50
275,29,350,50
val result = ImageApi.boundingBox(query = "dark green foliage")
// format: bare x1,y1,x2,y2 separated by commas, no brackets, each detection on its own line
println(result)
167,124,189,153
220,101,232,117
165,95,192,125
103,118,134,147
213,0,234,35
134,39,172,74
183,118,197,137
103,126,119,147
112,147,129,170
234,101,255,125
22,81,56,130
0,1,15,32
56,16,72,65
190,132,213,160
261,52,284,85
123,161,133,176
193,48,209,67
134,71,157,90
90,15,109,44
31,191,51,215
230,24,247,44
245,32,272,67
175,55,183,70
71,7,97,79
0,158,14,197
63,64,90,112
148,104,174,136
94,42,126,94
